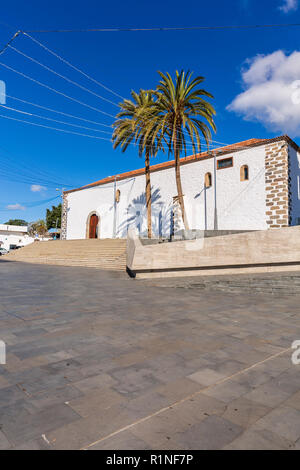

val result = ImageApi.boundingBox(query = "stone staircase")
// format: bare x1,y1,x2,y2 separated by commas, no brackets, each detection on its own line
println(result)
4,239,127,271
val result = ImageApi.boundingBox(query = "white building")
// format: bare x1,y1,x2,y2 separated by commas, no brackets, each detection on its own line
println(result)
62,136,300,240
0,224,34,250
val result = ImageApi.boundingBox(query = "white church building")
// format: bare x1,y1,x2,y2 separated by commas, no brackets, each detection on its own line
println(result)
62,135,300,240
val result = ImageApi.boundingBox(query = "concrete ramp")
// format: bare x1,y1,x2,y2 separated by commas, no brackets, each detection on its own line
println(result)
127,226,300,278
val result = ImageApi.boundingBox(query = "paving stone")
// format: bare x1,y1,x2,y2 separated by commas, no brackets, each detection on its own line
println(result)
47,404,134,450
176,415,243,450
202,379,251,403
13,438,51,450
88,430,150,450
255,406,300,442
244,379,291,407
221,397,272,428
0,430,11,450
284,390,300,410
68,386,126,418
0,403,81,446
167,393,226,426
0,385,25,407
224,427,295,450
111,366,163,398
188,368,228,386
155,377,201,403
0,262,299,450
0,375,10,390
73,373,117,393
28,384,84,409
14,328,48,337
130,406,194,449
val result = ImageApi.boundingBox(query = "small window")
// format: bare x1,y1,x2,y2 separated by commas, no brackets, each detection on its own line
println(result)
205,172,212,188
217,157,233,170
115,189,121,203
240,165,249,181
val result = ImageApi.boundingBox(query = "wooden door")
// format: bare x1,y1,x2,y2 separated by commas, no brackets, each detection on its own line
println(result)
89,214,99,238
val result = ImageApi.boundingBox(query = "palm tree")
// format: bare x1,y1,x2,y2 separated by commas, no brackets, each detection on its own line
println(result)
151,70,216,231
112,90,163,238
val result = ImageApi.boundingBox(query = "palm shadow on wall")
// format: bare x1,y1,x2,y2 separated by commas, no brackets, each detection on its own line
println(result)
118,188,172,238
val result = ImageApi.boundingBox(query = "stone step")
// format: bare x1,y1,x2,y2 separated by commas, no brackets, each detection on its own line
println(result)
5,239,127,271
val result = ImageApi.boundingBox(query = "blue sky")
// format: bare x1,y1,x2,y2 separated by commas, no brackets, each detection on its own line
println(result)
0,0,299,222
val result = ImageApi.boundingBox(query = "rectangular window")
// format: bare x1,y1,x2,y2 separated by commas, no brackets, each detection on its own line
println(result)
217,157,233,170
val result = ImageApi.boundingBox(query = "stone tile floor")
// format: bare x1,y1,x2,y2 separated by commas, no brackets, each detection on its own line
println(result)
0,260,300,450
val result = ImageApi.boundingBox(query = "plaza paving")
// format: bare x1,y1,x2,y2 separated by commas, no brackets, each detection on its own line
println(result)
0,260,300,450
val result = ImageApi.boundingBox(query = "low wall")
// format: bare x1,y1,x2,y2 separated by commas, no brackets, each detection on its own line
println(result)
126,226,300,278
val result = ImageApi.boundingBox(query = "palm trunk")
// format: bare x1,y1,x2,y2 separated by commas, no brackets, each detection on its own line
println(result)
145,150,152,238
174,135,189,231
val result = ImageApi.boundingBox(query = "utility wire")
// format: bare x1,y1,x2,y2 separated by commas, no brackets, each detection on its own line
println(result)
0,61,116,118
4,93,225,148
0,111,224,153
0,143,79,187
23,32,125,100
19,34,227,146
8,44,120,107
0,36,224,147
5,94,114,128
0,103,223,149
0,195,60,211
0,112,114,140
0,104,115,133
22,23,300,33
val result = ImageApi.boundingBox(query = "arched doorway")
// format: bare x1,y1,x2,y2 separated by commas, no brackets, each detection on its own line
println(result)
89,214,99,238
86,212,100,239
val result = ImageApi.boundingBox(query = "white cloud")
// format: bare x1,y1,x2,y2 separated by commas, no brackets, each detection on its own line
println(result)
6,203,25,211
30,184,46,192
279,0,298,13
227,50,300,136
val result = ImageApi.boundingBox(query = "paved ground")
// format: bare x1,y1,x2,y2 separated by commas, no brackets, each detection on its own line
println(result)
0,260,300,450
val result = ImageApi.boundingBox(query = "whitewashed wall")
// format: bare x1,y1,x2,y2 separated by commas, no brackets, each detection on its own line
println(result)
66,145,268,240
0,225,34,250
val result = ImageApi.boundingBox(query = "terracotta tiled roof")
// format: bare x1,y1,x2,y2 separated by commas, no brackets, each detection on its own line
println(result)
64,135,298,194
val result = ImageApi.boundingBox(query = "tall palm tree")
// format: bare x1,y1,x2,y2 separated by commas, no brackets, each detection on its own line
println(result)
150,70,216,231
112,90,163,238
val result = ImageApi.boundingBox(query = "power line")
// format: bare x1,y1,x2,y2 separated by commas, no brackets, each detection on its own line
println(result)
0,195,60,211
5,93,114,128
0,111,114,140
0,143,79,187
19,32,227,146
23,32,125,100
0,37,225,147
0,110,224,154
0,61,116,118
8,43,120,107
22,23,300,33
0,104,114,133
0,102,224,149
4,93,226,148
2,21,299,56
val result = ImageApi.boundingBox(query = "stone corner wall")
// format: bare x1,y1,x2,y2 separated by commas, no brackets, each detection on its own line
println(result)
265,141,291,229
61,194,68,240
